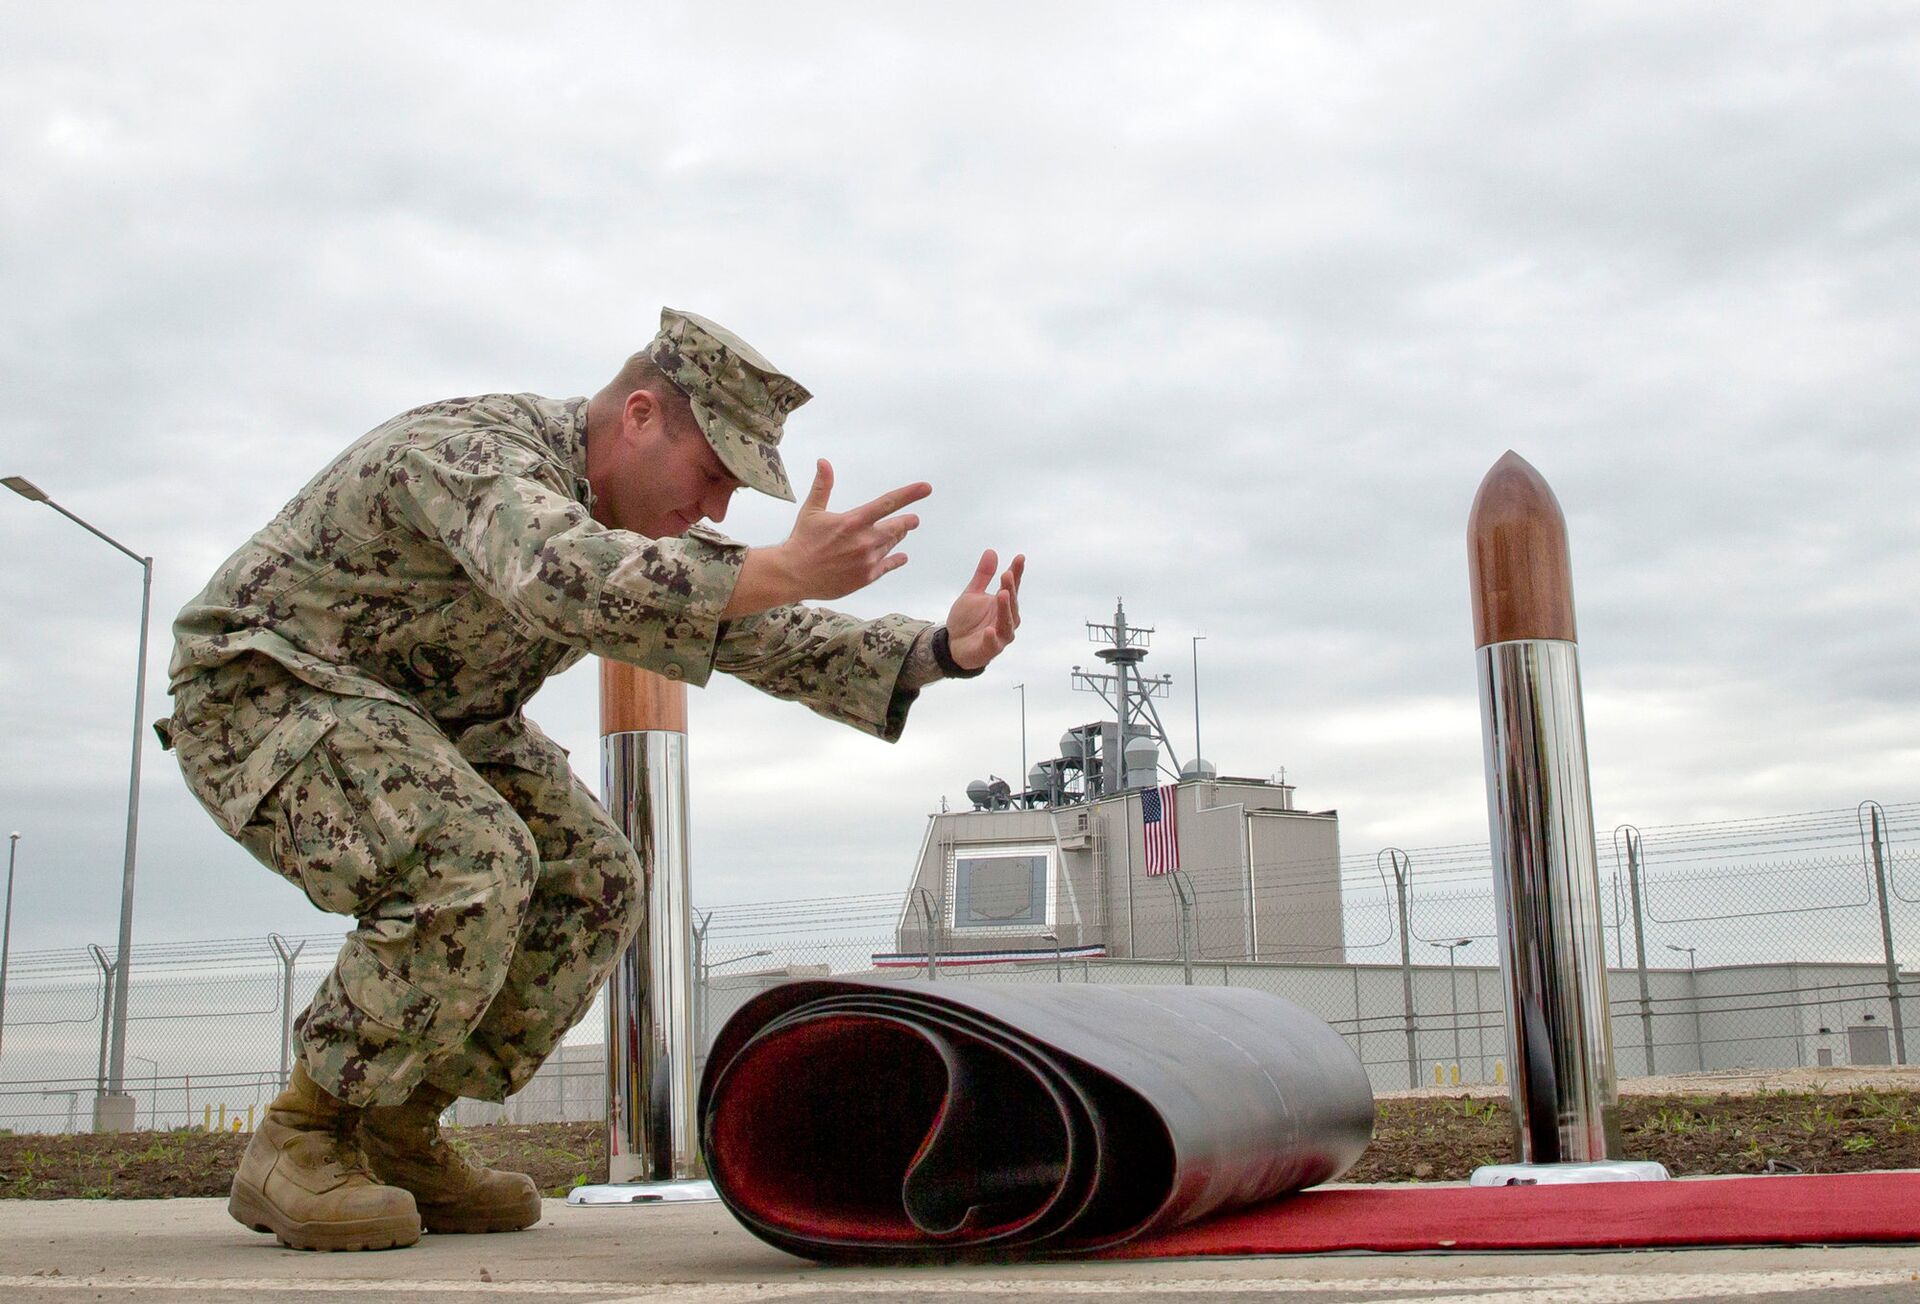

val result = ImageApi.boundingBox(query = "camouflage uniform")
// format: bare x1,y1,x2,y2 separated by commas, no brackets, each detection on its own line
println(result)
159,386,930,1107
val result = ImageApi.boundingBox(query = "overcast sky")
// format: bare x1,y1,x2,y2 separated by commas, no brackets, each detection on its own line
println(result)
2,3,1916,959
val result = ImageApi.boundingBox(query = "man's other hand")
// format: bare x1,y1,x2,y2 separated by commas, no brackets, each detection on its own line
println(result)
946,550,1024,671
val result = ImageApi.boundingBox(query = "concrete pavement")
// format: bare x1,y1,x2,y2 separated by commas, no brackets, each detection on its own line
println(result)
1,1198,1918,1303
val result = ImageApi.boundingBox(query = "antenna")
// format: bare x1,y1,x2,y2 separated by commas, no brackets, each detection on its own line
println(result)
1070,598,1181,796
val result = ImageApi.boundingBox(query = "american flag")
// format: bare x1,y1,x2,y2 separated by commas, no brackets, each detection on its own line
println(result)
1141,782,1180,875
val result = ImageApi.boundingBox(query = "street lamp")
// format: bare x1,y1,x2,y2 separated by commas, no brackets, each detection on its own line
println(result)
1431,938,1472,1080
4,476,153,1116
0,832,19,1063
1013,683,1028,807
1190,635,1206,768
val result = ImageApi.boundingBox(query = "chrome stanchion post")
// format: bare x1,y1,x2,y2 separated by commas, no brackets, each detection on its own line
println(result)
1466,452,1665,1186
569,661,715,1206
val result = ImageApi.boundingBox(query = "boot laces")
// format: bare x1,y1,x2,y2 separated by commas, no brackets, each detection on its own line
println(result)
323,1119,381,1182
372,1102,471,1178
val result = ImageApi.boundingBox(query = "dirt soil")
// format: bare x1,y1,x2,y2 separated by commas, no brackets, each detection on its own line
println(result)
5,1082,1919,1200
1347,1088,1920,1184
0,1122,600,1201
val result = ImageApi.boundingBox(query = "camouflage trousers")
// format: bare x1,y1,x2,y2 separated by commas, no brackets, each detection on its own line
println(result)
166,660,643,1107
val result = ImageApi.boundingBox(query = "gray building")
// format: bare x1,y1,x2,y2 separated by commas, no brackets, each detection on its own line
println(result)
882,600,1344,970
885,775,1342,967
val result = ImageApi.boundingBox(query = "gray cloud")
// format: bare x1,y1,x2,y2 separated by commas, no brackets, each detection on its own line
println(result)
2,2,1915,959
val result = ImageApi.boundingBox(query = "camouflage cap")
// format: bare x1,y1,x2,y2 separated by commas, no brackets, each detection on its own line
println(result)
646,308,810,502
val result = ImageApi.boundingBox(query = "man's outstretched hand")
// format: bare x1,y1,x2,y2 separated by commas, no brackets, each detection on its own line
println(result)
945,550,1024,670
727,460,930,616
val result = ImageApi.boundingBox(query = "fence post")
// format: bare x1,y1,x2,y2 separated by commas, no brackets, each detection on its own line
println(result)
1616,826,1656,1075
916,887,940,981
268,933,306,1089
1862,801,1907,1065
693,911,711,1063
1167,871,1195,985
1382,848,1418,1090
89,944,115,1099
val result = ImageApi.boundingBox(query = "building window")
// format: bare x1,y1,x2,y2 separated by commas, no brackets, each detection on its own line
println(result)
948,845,1053,932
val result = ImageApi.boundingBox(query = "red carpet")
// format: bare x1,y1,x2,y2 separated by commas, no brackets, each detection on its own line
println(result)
1107,1172,1920,1258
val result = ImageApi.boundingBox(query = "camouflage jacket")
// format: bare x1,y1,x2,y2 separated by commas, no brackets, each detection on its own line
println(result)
164,393,928,818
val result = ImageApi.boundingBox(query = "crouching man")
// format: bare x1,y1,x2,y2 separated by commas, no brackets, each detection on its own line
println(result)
158,309,1023,1249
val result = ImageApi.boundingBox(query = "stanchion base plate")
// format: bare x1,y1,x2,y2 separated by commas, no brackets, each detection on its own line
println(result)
566,1179,719,1206
1470,1160,1671,1187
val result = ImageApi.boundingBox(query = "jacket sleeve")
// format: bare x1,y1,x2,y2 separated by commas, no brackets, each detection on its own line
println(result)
714,604,933,741
393,430,746,685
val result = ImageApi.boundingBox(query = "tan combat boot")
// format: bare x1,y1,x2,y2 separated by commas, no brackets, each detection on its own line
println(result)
358,1083,542,1234
228,1064,421,1251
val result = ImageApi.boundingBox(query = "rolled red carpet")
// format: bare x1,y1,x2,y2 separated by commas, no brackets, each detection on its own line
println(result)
699,980,1375,1260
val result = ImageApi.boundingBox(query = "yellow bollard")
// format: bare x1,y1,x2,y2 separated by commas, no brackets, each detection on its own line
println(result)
1449,1063,1461,1086
1493,1060,1506,1085
1432,1064,1445,1086
246,1104,255,1132
217,1103,226,1131
202,1104,212,1131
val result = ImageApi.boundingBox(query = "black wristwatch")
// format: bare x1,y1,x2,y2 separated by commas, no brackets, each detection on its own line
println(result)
932,626,985,679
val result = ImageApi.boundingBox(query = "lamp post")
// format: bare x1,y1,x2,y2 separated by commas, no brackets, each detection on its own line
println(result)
1432,938,1472,1079
1013,684,1028,806
4,476,152,1121
1,832,19,1063
1190,635,1206,767
1667,944,1703,1071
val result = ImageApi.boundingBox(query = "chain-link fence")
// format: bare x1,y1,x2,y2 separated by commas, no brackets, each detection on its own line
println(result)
2,801,1912,1134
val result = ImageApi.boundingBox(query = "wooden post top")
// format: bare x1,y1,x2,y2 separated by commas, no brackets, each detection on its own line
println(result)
600,659,688,734
1468,451,1578,647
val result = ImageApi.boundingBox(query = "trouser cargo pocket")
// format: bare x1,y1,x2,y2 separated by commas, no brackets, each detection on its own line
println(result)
239,721,402,919
298,938,446,1106
168,662,341,840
